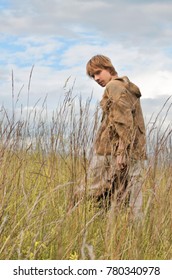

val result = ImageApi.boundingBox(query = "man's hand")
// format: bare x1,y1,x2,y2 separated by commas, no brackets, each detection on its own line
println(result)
116,153,127,171
116,138,127,170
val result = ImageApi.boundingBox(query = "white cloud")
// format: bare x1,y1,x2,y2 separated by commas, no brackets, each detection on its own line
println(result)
0,0,171,125
0,0,172,45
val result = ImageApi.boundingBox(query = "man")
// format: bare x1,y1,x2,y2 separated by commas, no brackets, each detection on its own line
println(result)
80,55,147,217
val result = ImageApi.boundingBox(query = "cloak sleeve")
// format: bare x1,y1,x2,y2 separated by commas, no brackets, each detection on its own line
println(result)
105,81,134,147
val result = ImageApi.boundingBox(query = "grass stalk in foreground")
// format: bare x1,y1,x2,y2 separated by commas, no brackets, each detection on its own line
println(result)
0,85,171,259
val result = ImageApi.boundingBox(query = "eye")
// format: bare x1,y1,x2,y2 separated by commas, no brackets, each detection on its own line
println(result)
90,69,101,79
96,70,101,75
94,70,101,77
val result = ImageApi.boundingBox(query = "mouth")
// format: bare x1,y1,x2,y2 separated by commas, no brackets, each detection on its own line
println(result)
98,81,104,86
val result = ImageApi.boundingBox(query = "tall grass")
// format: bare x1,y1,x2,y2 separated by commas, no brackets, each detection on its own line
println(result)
0,77,171,260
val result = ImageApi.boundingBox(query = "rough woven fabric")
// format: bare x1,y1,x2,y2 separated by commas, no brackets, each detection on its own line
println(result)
77,153,145,218
95,76,147,160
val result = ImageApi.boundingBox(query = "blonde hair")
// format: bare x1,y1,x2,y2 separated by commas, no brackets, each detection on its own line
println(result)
86,55,117,77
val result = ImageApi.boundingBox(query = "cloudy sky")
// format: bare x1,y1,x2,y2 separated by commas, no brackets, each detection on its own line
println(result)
0,0,172,124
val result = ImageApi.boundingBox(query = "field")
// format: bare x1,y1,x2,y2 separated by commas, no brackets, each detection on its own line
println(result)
0,84,171,260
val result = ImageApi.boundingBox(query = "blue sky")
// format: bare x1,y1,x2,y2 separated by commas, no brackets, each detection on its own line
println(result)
0,0,172,124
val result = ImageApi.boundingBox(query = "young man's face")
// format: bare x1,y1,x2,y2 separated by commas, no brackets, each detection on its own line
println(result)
91,68,113,87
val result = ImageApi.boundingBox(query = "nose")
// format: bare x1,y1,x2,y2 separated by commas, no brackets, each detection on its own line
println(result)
94,74,99,81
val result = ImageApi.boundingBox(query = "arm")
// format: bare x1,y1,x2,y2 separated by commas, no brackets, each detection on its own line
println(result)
106,81,134,168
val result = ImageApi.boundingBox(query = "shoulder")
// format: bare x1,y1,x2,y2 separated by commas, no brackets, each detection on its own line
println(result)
104,76,128,101
106,76,129,90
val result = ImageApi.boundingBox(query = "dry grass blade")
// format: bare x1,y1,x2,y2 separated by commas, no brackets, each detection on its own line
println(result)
0,75,171,259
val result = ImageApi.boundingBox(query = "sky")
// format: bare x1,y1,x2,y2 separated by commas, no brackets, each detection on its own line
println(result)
0,0,172,125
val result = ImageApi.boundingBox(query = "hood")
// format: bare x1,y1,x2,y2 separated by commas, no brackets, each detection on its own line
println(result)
114,76,141,98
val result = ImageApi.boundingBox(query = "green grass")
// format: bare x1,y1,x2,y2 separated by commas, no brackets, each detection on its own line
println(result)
0,153,171,260
0,88,171,260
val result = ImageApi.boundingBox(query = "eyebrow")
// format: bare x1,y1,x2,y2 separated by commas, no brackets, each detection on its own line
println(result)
90,69,102,77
